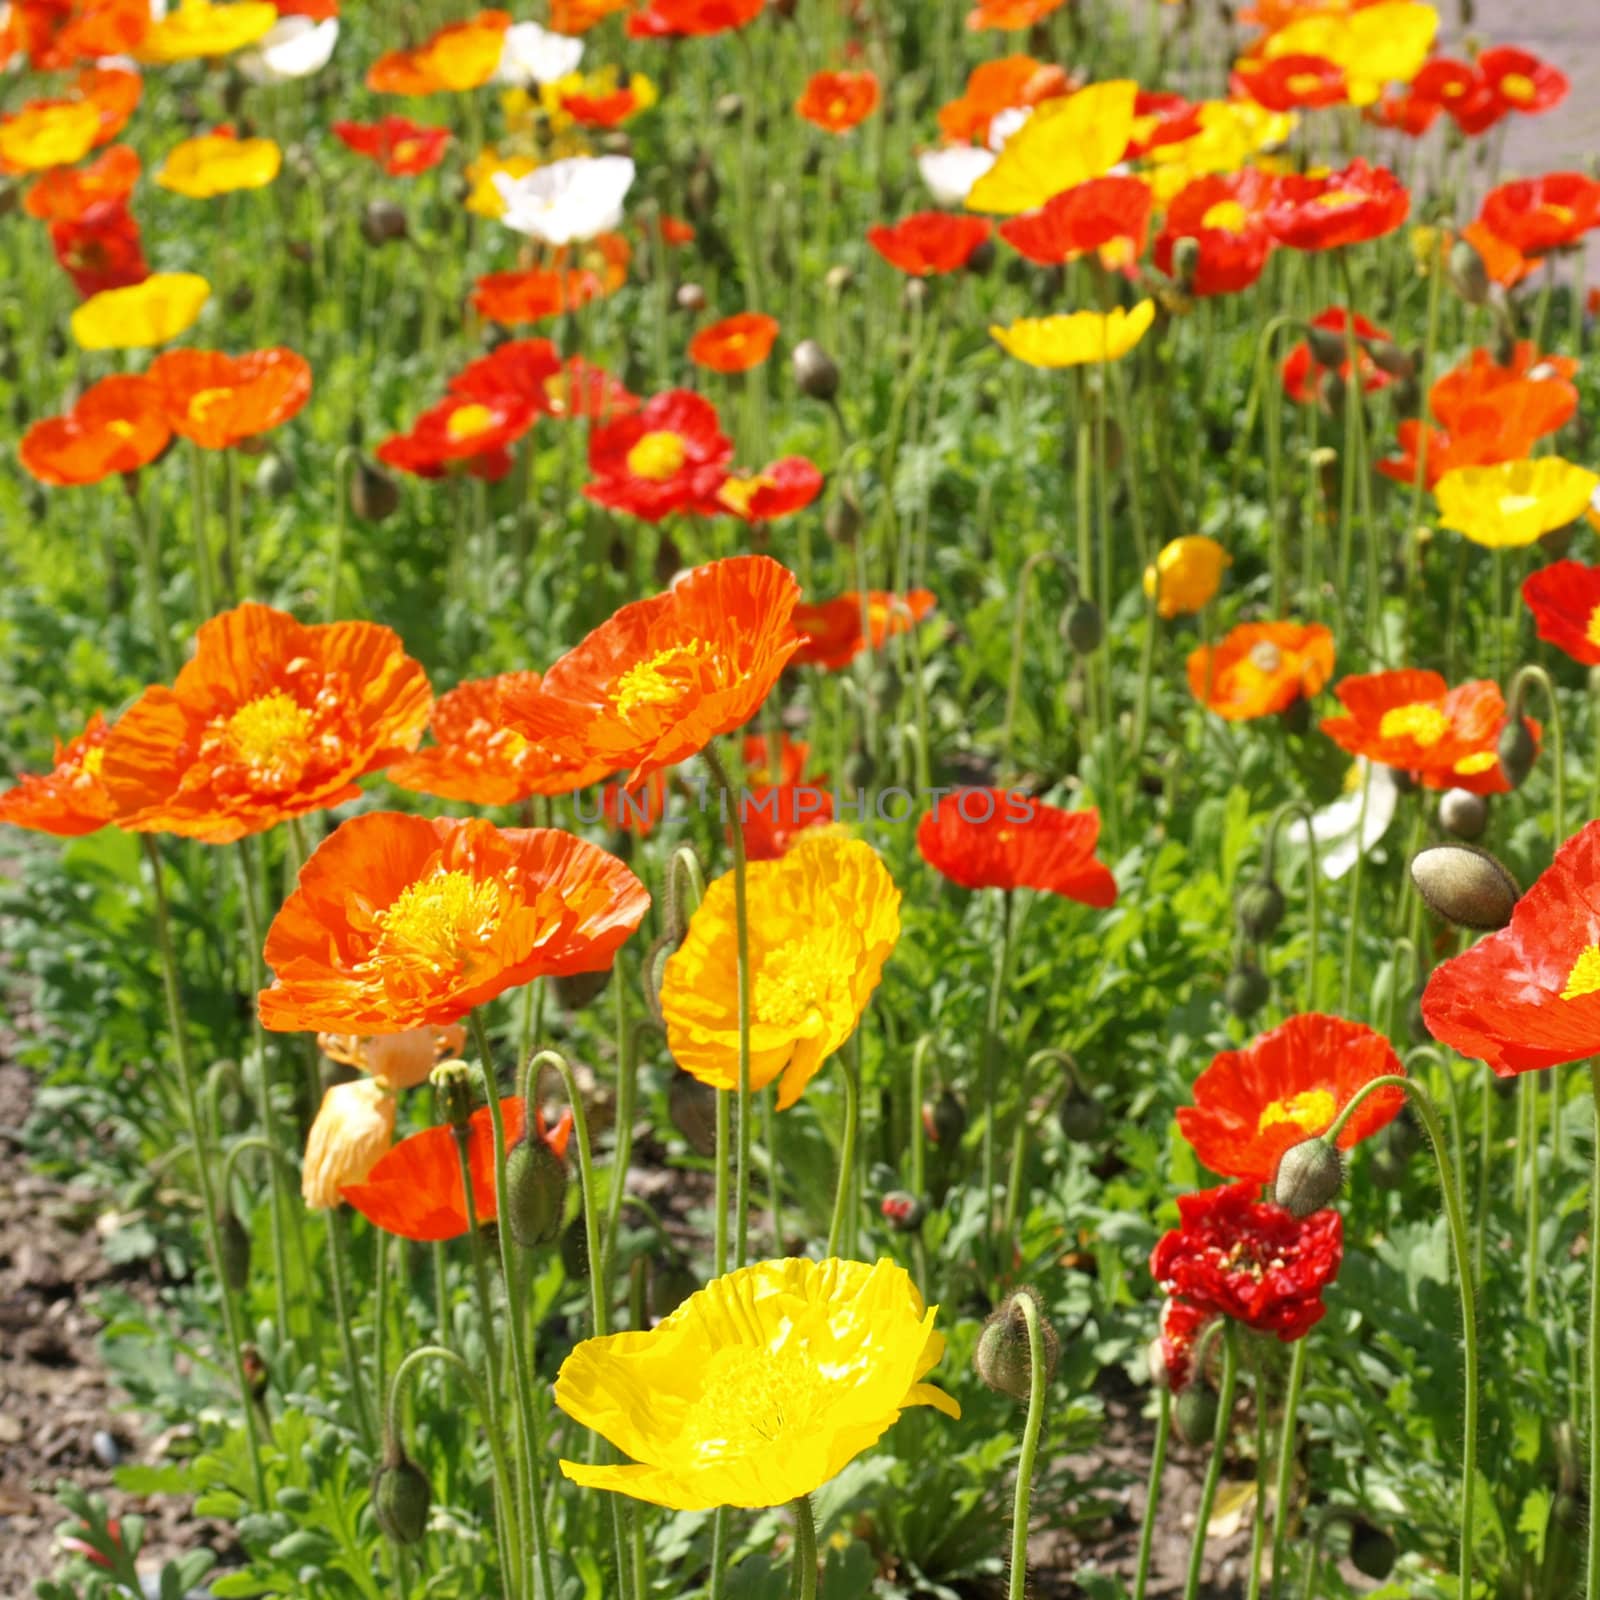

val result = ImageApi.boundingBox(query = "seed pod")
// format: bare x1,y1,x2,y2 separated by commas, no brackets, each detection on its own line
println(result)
974,1288,1057,1400
668,1071,718,1157
254,452,294,500
1272,1138,1344,1217
1174,1381,1220,1446
792,339,840,402
1224,962,1270,1020
1498,718,1536,788
1063,599,1103,655
1237,878,1286,941
1410,843,1519,931
350,458,400,523
1437,787,1488,840
216,1207,251,1293
371,1455,431,1546
879,1190,925,1232
1450,236,1491,306
504,1135,568,1248
1058,1089,1105,1143
1348,1518,1397,1580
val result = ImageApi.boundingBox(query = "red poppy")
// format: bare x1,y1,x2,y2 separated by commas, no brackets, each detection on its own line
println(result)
1478,172,1600,255
1280,307,1395,406
796,70,880,133
377,393,537,482
342,1098,569,1242
1233,52,1347,111
560,80,650,128
1188,621,1335,720
450,339,638,423
25,141,138,221
49,205,147,298
937,55,1069,145
0,710,116,837
148,347,312,450
102,603,432,844
712,457,823,523
868,211,992,276
1319,669,1533,793
1365,86,1443,137
1123,89,1204,160
274,0,339,16
332,116,452,177
735,733,830,861
472,263,611,326
20,374,170,487
687,312,779,375
1522,562,1600,668
1411,58,1501,135
1150,1183,1342,1341
966,0,1066,28
260,812,649,1034
1000,175,1152,274
1153,168,1275,297
917,790,1117,907
1155,1298,1212,1392
657,214,696,247
1479,46,1567,118
792,589,937,671
1421,818,1600,1076
497,554,802,788
1264,159,1409,252
583,389,732,522
1177,1014,1405,1184
627,0,763,37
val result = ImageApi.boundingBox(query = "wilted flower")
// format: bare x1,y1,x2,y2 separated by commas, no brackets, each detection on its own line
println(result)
302,1078,395,1210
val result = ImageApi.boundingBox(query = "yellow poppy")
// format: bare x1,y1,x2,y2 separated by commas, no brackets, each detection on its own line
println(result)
0,102,101,172
1142,102,1295,204
1144,535,1230,618
1262,1,1437,106
70,273,212,351
157,133,282,198
301,1078,395,1210
990,301,1156,368
555,1256,958,1511
660,832,900,1110
1435,458,1600,549
464,148,544,218
966,79,1137,215
138,0,278,62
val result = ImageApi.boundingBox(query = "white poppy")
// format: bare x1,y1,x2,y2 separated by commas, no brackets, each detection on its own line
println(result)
1285,759,1401,881
237,16,339,84
917,145,995,207
986,105,1032,152
495,20,583,86
493,155,635,246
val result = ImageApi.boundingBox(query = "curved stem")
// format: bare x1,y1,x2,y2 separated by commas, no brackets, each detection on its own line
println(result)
1007,1294,1049,1600
825,1041,861,1259
1266,1337,1307,1600
1182,1322,1240,1600
1132,1389,1170,1600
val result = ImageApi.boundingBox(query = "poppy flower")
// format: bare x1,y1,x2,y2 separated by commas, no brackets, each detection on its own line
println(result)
1264,159,1409,251
495,155,636,246
1435,458,1599,549
1152,168,1276,297
687,312,780,375
148,347,312,450
1456,220,1539,289
868,212,992,276
737,735,831,861
50,206,148,298
966,0,1066,28
74,66,141,145
661,833,900,1109
555,1256,957,1510
965,80,1137,215
302,1078,394,1210
0,100,102,172
367,8,509,93
157,129,281,199
472,261,611,325
999,175,1152,273
1280,307,1395,406
1143,535,1229,618
918,145,998,208
1177,1014,1405,1185
917,789,1117,906
1123,89,1205,160
1523,561,1600,668
237,12,339,81
25,143,139,222
1478,172,1600,255
626,0,764,38
1139,99,1293,207
582,388,732,522
1187,621,1336,721
319,1025,467,1094
1421,818,1600,1076
1479,46,1567,117
1150,1183,1342,1341
713,457,824,524
343,1096,571,1240
547,67,658,128
101,603,432,844
259,812,649,1035
792,588,936,672
0,711,116,837
1257,0,1436,107
69,272,211,351
549,0,631,28
1233,52,1348,111
1365,85,1444,137
938,55,1069,145
377,393,537,482
1283,758,1400,882
796,70,880,134
1409,57,1499,134
990,302,1155,368
498,554,802,788
386,672,611,805
493,19,583,86
450,340,638,423
8,0,151,68
1155,1298,1212,1392
1318,669,1532,793
138,0,277,60
332,116,451,177
20,375,170,487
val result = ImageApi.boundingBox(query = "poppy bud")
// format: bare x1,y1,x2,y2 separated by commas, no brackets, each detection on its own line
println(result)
1389,374,1421,418
1437,787,1488,840
551,966,612,1013
1058,1089,1105,1143
1498,717,1536,787
929,1089,967,1147
1174,1380,1221,1446
901,278,928,314
1348,1518,1397,1580
1271,1137,1344,1217
360,198,408,247
667,1071,718,1157
254,452,294,500
715,92,744,123
825,263,855,297
792,339,840,402
965,236,996,277
1306,322,1348,369
430,1059,477,1131
674,282,706,313
771,0,798,19
1170,235,1201,291
1319,367,1346,416
227,283,255,317
1237,878,1286,941
826,491,861,546
1063,599,1103,655
216,1206,251,1292
687,160,719,221
975,1288,1058,1401
302,1078,396,1209
350,458,399,523
504,1133,567,1249
1450,237,1491,306
1385,1110,1420,1160
880,1190,925,1231
372,1452,431,1546
1224,962,1270,1019
1410,843,1519,931
1363,339,1414,381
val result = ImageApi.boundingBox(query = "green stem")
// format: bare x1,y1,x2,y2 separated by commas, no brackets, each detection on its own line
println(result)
1182,1322,1240,1600
1247,1348,1270,1600
1267,1337,1308,1600
1007,1293,1049,1600
825,1039,861,1259
791,1496,817,1600
125,478,175,677
1338,763,1373,1014
981,890,1015,1265
1132,1389,1170,1600
327,1208,377,1448
1585,1065,1600,1600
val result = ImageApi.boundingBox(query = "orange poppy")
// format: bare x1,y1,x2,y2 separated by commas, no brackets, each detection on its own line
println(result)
147,347,312,450
792,589,937,672
1232,52,1347,111
966,0,1067,29
386,672,612,805
499,555,802,788
49,206,148,298
20,374,170,487
601,769,673,837
999,175,1152,273
471,233,630,326
687,312,779,375
1478,172,1600,255
0,711,116,837
796,70,880,134
6,0,151,68
868,212,993,276
549,0,632,31
1264,160,1409,252
1187,621,1335,721
627,0,763,37
332,115,452,177
24,142,139,221
917,789,1117,906
342,1097,572,1241
367,9,510,94
101,603,432,844
937,55,1069,145
258,812,649,1033
1459,220,1538,289
1176,1013,1405,1184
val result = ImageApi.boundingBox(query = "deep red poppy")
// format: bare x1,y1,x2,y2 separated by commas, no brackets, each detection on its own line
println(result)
1233,52,1348,111
1478,46,1567,118
1281,307,1395,406
626,0,763,37
1411,57,1501,135
1365,87,1443,137
1264,159,1409,252
1154,1298,1212,1393
1479,172,1600,255
583,389,732,522
999,175,1152,273
377,393,537,482
1522,562,1600,668
867,211,993,276
50,204,147,297
1153,168,1276,297
450,339,638,423
917,790,1117,906
332,116,452,177
711,457,824,523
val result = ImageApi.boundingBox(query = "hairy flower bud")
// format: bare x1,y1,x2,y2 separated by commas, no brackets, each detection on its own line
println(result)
1058,1088,1106,1143
504,1134,568,1249
674,281,706,314
216,1207,251,1293
1437,787,1488,840
1306,322,1349,369
1450,236,1491,306
879,1190,926,1232
1174,1380,1220,1446
1237,877,1286,941
1498,718,1536,788
927,1089,967,1147
792,339,840,402
1224,962,1270,1020
975,1288,1058,1400
360,198,408,247
350,457,400,523
1063,599,1103,655
1272,1137,1345,1217
372,1453,431,1546
1410,843,1520,931
1362,339,1414,380
430,1059,477,1131
254,452,294,500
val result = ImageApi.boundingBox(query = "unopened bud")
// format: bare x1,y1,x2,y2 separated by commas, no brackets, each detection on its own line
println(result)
824,263,855,297
372,1453,431,1546
254,452,294,499
675,281,706,313
792,339,840,402
1450,237,1491,306
360,198,408,247
1362,339,1414,380
1498,718,1536,787
504,1134,567,1248
1348,1518,1397,1580
974,1288,1058,1400
928,1089,966,1147
1272,1137,1344,1217
715,92,744,123
1237,877,1286,941
1058,1088,1105,1143
430,1059,476,1130
1319,366,1347,415
879,1190,926,1231
350,458,399,523
1063,598,1103,655
1410,843,1519,931
1174,1381,1221,1446
241,1343,268,1402
1437,787,1488,840
1306,322,1348,369
1171,235,1201,290
826,491,861,546
216,1206,251,1293
1224,962,1270,1019
965,236,996,276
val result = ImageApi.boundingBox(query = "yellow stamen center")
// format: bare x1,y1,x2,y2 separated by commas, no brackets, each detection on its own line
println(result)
1586,603,1600,651
1287,71,1325,95
1542,203,1576,227
1500,72,1536,104
1257,1086,1338,1137
79,746,105,778
690,1345,822,1456
1248,641,1284,674
1562,945,1600,1001
1314,188,1365,209
446,403,497,441
1378,702,1449,746
106,419,138,441
612,640,712,720
1454,751,1499,776
370,870,503,976
753,932,844,1034
187,386,237,428
1201,199,1248,232
626,429,687,481
224,690,311,768
718,473,777,518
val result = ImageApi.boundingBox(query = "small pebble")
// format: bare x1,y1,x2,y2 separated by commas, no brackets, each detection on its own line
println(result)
92,1430,121,1467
